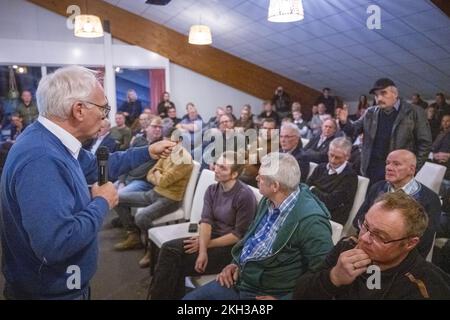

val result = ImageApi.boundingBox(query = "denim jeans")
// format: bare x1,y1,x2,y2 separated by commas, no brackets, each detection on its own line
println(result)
114,189,180,232
182,280,258,300
118,179,153,196
150,238,233,300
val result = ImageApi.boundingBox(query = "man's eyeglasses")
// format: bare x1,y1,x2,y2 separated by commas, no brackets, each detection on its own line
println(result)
358,219,410,244
81,101,111,118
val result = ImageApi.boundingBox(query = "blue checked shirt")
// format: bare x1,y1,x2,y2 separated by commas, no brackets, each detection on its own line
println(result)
239,187,300,264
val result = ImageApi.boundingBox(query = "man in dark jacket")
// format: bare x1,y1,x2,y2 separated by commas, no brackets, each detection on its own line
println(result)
303,119,337,164
294,192,450,300
353,150,441,257
280,123,309,182
271,86,291,118
307,137,358,225
338,78,432,185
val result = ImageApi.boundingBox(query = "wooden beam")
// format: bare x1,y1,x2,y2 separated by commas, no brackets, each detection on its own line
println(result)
27,0,320,112
431,0,450,17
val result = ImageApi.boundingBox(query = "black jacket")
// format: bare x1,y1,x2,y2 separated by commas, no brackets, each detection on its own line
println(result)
293,237,450,300
303,134,336,164
307,163,358,225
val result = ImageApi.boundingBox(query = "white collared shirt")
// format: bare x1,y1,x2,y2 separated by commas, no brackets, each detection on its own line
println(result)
326,161,348,175
38,116,82,159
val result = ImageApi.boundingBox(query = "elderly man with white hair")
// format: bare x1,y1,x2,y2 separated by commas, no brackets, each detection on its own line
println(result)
280,122,310,182
307,137,358,225
184,152,333,300
0,66,174,300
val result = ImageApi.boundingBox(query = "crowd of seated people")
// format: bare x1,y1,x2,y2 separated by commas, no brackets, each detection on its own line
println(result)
3,82,449,299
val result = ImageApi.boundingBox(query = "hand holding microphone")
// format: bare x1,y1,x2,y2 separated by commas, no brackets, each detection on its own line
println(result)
92,146,118,209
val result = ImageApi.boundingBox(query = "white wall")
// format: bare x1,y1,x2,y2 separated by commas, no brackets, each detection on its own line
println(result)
0,0,262,121
170,63,263,120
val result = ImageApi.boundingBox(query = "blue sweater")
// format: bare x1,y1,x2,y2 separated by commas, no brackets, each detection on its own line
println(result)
0,121,151,299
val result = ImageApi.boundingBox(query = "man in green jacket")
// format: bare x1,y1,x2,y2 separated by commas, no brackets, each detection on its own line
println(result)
184,152,334,300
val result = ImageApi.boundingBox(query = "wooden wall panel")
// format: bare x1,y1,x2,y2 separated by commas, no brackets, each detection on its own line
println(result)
431,0,450,18
27,0,320,113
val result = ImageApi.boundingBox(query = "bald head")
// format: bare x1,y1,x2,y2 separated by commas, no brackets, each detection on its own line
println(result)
385,149,417,188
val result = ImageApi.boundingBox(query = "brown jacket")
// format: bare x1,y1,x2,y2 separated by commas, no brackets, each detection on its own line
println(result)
147,146,193,201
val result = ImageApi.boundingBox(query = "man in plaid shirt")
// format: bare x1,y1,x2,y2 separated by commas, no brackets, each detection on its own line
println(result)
184,152,334,300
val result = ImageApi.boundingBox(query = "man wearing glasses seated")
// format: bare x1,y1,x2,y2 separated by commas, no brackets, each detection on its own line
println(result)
293,192,450,299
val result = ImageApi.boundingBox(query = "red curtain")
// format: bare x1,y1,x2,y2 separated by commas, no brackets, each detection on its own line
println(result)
149,69,166,114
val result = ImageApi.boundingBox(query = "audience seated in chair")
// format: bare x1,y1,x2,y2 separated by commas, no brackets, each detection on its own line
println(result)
280,122,309,182
115,117,163,196
110,112,132,151
239,118,278,187
293,192,450,300
112,128,194,268
303,119,337,164
84,119,117,154
118,89,143,126
150,151,257,299
183,153,333,300
431,114,450,180
307,137,358,225
352,150,441,257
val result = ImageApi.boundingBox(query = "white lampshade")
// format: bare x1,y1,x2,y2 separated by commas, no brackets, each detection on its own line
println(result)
188,25,212,45
268,0,304,23
74,14,104,38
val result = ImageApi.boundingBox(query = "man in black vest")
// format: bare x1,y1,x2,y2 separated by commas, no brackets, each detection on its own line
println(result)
307,137,358,225
337,78,432,185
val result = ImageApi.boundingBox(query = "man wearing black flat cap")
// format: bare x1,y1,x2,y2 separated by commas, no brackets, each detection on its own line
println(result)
337,78,432,185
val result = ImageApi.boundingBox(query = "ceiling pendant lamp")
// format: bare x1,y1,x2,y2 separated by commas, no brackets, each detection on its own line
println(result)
188,25,212,45
268,0,304,23
74,14,104,38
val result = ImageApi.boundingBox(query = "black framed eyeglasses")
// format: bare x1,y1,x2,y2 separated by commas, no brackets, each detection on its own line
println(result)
81,101,111,118
358,219,411,244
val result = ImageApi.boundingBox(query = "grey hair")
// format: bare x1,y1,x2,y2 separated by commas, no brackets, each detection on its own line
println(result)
260,152,300,192
389,86,399,97
330,137,353,157
36,66,99,119
281,122,301,137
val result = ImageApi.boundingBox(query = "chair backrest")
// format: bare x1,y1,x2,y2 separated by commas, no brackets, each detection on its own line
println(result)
330,220,343,245
189,169,217,223
181,160,201,220
307,162,318,180
342,175,370,237
248,185,263,203
415,162,447,194
301,138,310,147
426,233,436,262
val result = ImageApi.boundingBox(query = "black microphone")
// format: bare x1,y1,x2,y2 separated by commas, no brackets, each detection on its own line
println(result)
96,146,109,185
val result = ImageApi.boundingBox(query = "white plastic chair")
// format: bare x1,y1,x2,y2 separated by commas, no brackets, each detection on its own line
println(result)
148,168,215,249
341,175,370,237
301,138,310,147
415,162,447,194
330,220,343,245
307,162,318,180
143,160,200,226
426,233,436,262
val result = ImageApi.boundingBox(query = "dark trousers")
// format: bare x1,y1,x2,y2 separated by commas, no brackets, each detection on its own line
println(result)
366,160,385,187
4,283,90,300
150,238,233,300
